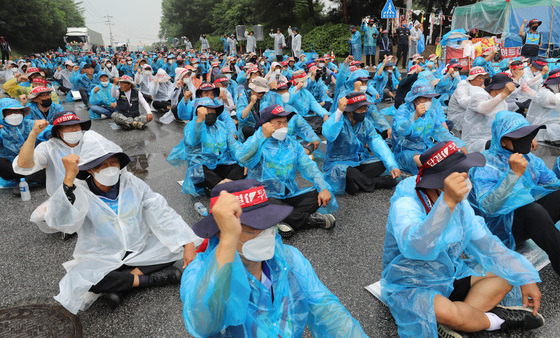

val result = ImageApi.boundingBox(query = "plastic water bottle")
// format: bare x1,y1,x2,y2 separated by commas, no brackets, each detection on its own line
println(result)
20,178,31,202
194,202,208,216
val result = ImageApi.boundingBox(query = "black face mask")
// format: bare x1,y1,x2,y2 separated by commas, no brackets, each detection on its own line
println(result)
40,98,52,107
509,133,535,154
205,112,217,126
353,111,366,122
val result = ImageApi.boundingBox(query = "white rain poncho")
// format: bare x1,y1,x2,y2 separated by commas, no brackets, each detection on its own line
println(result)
446,79,473,130
150,69,174,101
36,132,202,314
381,177,541,337
268,32,286,56
244,31,256,53
526,86,560,142
522,68,543,92
288,28,302,58
461,86,509,152
13,130,106,196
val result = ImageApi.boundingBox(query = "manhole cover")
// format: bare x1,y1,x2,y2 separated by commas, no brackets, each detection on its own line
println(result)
0,305,82,337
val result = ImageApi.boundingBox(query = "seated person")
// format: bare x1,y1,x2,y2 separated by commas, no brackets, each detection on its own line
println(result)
447,67,489,131
135,64,154,103
382,141,544,337
213,74,236,116
3,67,60,104
286,70,330,134
522,57,548,92
54,61,75,94
0,98,48,187
392,79,467,174
506,60,537,112
526,68,560,144
167,98,244,197
38,132,202,313
322,93,401,195
27,86,65,122
73,63,98,109
237,76,271,140
181,180,367,337
373,56,399,101
110,76,153,130
237,105,336,237
394,64,423,109
463,73,516,152
469,110,560,275
89,72,117,119
150,69,174,113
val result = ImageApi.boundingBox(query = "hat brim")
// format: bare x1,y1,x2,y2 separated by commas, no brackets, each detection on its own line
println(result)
545,76,560,85
256,110,295,128
196,87,220,98
532,63,545,70
52,119,91,136
416,152,486,190
77,152,131,179
527,21,542,27
248,83,269,93
344,100,374,112
192,203,294,238
485,81,518,92
466,73,488,81
503,124,546,139
197,103,224,115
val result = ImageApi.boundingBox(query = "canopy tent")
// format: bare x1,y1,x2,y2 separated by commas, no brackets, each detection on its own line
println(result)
451,0,560,49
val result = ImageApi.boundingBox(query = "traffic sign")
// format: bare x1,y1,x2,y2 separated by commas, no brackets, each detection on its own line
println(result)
381,0,397,19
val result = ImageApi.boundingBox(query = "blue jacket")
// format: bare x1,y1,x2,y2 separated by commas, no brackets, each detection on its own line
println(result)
382,176,540,337
28,102,65,122
361,23,379,47
181,234,366,337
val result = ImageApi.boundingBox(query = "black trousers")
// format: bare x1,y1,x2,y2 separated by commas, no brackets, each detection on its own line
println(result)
366,54,375,67
512,189,560,275
242,126,256,140
269,190,320,229
171,104,179,120
142,92,153,104
303,115,324,135
0,158,46,185
200,164,245,189
58,85,71,94
345,161,394,195
153,100,171,111
89,261,174,294
78,88,90,107
1,51,9,63
396,44,409,69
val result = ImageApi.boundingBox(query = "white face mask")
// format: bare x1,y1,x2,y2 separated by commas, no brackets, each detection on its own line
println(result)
423,101,432,111
239,227,276,262
461,178,473,202
271,127,288,141
62,130,83,144
225,74,232,80
168,60,173,64
93,166,121,186
11,68,18,73
260,61,265,66
4,114,23,126
281,92,290,103
319,63,325,68
144,70,152,76
100,81,109,87
106,63,112,68
301,80,308,88
193,64,199,69
360,85,368,92
274,69,281,75
127,61,132,65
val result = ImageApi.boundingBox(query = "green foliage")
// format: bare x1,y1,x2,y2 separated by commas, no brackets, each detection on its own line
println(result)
0,0,85,53
301,23,352,58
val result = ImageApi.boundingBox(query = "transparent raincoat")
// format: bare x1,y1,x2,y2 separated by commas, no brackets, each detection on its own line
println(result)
181,234,367,337
391,80,466,174
382,177,540,337
526,86,560,142
37,132,202,314
167,98,241,196
322,110,398,195
469,110,560,249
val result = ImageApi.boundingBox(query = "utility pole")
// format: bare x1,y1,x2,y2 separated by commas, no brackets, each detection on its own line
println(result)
104,11,114,46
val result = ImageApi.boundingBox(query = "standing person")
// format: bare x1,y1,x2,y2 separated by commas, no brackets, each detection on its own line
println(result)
221,35,230,54
180,180,367,337
382,141,544,338
395,20,411,70
269,28,286,62
227,35,238,56
185,37,193,50
288,26,302,60
519,19,543,58
409,21,422,59
348,25,362,63
245,30,256,54
377,30,393,64
200,34,210,52
361,18,379,68
0,37,10,63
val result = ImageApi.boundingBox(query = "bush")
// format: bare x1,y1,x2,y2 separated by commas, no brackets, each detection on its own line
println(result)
301,23,354,59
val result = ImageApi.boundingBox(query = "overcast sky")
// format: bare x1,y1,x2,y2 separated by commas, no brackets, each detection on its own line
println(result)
82,0,163,47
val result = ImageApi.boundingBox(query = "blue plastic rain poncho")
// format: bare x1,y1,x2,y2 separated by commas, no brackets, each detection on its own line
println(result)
181,234,366,337
381,177,541,338
236,90,277,140
167,98,241,196
36,132,202,314
373,68,399,99
89,74,116,119
469,111,560,249
28,101,65,123
360,22,379,56
349,29,362,61
335,68,390,132
391,80,466,174
287,86,329,119
526,86,560,142
473,56,496,77
237,127,337,213
322,109,399,195
267,91,320,144
74,72,98,93
554,155,560,179
178,97,237,135
0,99,49,161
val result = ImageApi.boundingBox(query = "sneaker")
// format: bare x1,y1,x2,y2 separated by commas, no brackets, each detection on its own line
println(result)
122,124,133,131
437,324,462,338
489,305,545,331
149,266,182,287
306,212,335,229
103,292,123,310
373,176,398,189
61,232,76,240
132,121,146,130
276,222,295,238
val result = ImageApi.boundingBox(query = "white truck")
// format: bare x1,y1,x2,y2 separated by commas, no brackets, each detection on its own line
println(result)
64,27,104,52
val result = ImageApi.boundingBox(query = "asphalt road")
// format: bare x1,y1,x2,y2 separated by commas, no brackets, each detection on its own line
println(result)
0,97,559,337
